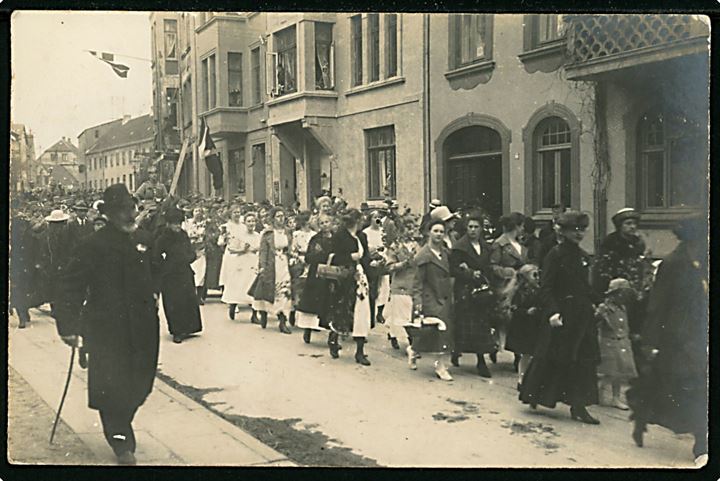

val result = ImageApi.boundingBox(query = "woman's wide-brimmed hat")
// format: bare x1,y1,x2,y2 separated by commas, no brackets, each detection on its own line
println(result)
45,209,70,222
430,205,458,222
612,207,641,228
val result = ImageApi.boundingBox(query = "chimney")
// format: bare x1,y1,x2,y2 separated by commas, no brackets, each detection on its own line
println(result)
122,115,131,125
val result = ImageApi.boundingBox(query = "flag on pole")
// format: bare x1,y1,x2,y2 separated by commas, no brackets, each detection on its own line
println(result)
199,120,223,192
87,51,130,78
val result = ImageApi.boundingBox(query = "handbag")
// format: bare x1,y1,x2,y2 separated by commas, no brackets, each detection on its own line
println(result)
316,253,352,281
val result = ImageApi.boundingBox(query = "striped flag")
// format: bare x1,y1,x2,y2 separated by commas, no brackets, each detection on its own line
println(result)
87,51,130,78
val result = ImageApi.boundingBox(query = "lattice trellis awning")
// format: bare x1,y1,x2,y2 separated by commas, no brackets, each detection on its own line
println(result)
565,14,709,65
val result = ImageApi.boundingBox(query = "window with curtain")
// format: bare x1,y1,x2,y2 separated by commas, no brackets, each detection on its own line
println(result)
274,26,297,95
535,117,572,209
164,19,178,74
228,52,243,106
351,15,363,86
385,14,398,77
368,14,380,82
208,54,217,108
315,22,334,90
451,14,492,69
637,111,705,209
201,56,209,110
366,126,397,199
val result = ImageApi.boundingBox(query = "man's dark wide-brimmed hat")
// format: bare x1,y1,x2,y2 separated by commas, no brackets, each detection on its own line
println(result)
165,207,185,224
102,184,137,211
557,210,590,229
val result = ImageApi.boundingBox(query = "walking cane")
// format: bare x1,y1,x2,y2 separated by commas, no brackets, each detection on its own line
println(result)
49,345,76,444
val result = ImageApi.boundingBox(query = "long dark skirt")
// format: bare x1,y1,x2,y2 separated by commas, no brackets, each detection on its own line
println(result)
406,325,453,354
204,246,223,290
453,298,496,354
161,269,203,336
326,277,357,334
519,356,599,408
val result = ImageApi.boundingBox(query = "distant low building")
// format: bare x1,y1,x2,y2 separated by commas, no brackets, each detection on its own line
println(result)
84,114,155,191
36,137,83,190
10,123,36,192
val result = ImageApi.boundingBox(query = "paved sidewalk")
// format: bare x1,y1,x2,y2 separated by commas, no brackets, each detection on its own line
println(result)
7,310,295,466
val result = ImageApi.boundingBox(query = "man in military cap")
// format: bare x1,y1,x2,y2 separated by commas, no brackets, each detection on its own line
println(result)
53,184,159,465
134,166,168,201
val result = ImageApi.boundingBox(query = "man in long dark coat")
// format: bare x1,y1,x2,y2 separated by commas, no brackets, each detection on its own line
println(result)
626,215,708,464
53,184,160,465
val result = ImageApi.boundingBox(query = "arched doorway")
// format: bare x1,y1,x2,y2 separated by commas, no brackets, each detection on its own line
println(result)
443,125,503,221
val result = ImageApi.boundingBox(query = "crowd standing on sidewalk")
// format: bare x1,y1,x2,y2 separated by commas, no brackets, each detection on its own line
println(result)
7,181,708,466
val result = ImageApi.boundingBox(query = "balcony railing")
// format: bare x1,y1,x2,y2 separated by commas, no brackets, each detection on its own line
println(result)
564,14,709,78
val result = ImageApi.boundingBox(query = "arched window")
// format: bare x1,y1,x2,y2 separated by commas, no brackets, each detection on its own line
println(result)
637,111,705,209
534,116,571,210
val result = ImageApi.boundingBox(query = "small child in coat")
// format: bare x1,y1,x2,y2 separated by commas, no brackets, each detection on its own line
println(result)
596,278,639,410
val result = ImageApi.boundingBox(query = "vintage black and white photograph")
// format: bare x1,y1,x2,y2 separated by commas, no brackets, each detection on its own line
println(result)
7,10,710,469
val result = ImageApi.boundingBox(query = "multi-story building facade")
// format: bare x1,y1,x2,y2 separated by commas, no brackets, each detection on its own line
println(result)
36,137,83,189
153,12,708,254
9,123,36,191
84,114,154,192
77,118,123,179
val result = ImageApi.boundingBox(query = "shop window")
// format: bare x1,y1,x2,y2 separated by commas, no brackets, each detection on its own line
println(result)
366,126,396,199
315,22,334,90
228,52,243,107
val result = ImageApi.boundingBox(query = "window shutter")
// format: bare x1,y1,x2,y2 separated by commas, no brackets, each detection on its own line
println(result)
329,43,335,89
266,52,277,96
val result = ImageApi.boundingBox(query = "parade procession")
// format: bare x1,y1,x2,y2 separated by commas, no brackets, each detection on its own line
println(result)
7,10,711,471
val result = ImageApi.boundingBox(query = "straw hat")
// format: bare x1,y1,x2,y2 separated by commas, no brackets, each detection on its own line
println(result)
45,209,70,222
430,205,458,222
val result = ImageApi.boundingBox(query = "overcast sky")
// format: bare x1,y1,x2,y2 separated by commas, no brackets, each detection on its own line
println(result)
11,11,153,155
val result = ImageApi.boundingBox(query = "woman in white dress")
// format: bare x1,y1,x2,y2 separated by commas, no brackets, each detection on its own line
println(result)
219,207,261,322
249,207,294,334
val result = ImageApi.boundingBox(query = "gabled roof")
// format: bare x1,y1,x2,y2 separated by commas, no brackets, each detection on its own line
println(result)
48,164,82,186
86,115,154,155
42,138,80,156
77,117,123,138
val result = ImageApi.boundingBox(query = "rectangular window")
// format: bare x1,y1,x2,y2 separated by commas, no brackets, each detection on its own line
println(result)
368,14,380,82
201,57,209,111
366,126,397,199
164,19,178,74
538,14,563,44
182,79,193,124
351,15,363,86
122,174,127,185
385,14,398,78
229,148,246,194
166,88,178,126
228,52,243,107
251,48,261,104
208,54,216,108
274,26,297,95
315,22,334,90
62,153,68,162
452,14,491,68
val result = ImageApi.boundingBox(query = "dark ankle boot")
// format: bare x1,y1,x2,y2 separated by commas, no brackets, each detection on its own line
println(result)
513,353,521,373
328,332,340,358
260,311,268,329
250,309,259,324
476,354,492,378
289,311,296,327
278,313,291,334
450,352,461,367
228,304,236,320
354,338,371,366
570,406,600,425
303,328,312,344
390,337,400,350
632,420,646,447
489,350,498,364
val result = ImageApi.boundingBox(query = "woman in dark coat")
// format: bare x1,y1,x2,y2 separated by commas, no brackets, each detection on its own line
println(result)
519,211,603,424
449,213,496,377
626,216,708,464
154,207,203,344
409,219,455,381
10,211,43,328
295,213,334,344
325,209,373,365
37,210,75,313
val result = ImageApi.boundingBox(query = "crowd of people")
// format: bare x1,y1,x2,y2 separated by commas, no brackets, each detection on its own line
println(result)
8,182,708,466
